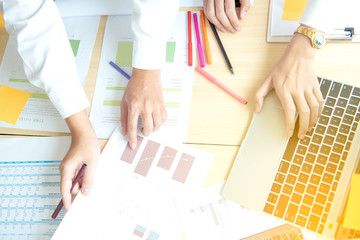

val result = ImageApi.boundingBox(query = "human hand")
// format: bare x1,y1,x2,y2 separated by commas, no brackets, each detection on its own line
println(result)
121,68,167,149
255,33,324,139
60,110,100,211
203,0,251,32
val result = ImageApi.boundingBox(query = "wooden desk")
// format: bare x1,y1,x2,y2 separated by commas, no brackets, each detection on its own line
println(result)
1,0,360,186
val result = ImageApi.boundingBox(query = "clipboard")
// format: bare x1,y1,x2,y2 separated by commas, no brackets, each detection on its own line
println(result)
267,0,360,43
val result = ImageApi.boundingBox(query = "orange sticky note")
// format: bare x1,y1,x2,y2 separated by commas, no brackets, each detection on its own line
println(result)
282,0,308,21
0,13,4,29
0,85,31,125
343,174,360,231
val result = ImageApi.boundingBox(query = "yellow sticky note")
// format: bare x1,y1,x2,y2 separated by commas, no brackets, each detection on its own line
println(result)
282,0,308,21
0,13,4,29
343,174,360,231
0,85,31,125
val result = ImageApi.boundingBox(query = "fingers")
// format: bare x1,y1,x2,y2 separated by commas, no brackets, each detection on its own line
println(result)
80,164,96,196
60,165,75,211
120,100,128,135
293,92,310,139
204,0,240,32
224,0,241,32
127,101,139,150
254,77,273,112
279,91,297,138
239,0,251,19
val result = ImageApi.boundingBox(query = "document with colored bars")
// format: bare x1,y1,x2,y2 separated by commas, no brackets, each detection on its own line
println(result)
89,12,195,141
263,77,360,235
52,127,213,240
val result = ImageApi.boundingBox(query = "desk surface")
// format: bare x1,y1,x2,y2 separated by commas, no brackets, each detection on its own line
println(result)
1,0,360,185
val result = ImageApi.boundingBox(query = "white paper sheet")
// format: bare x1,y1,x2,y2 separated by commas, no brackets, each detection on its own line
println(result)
0,16,100,132
89,12,195,141
52,127,214,240
0,136,71,240
55,0,202,17
174,182,285,240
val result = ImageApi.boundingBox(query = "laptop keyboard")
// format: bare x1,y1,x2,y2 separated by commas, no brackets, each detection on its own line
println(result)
263,77,360,234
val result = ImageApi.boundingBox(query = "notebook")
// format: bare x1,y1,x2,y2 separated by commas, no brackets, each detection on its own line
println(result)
222,77,360,238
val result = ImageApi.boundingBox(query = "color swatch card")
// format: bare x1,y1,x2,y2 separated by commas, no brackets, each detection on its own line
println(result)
0,16,99,132
0,136,71,240
174,182,285,240
52,127,214,240
89,12,195,141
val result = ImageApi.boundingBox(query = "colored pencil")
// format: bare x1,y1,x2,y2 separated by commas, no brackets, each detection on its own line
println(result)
193,13,205,68
187,11,193,66
200,10,212,64
109,61,131,80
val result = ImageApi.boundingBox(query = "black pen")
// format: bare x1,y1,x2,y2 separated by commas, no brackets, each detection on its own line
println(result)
209,21,234,75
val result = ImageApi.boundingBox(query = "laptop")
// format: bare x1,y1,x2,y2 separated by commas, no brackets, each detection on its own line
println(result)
222,77,360,238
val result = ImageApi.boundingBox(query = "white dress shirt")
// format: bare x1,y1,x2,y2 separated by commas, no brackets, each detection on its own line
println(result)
300,0,336,32
1,0,179,119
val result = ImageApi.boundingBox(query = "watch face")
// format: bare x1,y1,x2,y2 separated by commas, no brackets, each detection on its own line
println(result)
314,34,326,47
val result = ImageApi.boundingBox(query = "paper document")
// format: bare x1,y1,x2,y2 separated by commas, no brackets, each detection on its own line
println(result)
0,136,71,240
89,12,195,141
0,16,100,133
174,182,285,240
52,127,214,240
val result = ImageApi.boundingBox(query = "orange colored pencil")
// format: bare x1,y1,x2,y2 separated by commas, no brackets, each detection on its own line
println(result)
200,10,212,65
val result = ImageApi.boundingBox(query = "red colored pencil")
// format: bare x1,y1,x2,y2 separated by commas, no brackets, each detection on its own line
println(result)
187,11,193,66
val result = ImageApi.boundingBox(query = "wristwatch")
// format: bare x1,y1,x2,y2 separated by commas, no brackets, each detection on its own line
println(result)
294,25,326,49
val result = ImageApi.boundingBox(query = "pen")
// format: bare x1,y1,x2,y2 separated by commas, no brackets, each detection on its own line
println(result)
193,13,205,68
209,22,234,74
109,61,131,80
187,11,193,66
195,66,246,104
51,164,87,219
200,10,212,65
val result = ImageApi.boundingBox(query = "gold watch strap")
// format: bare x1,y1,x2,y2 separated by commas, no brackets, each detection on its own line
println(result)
294,25,325,48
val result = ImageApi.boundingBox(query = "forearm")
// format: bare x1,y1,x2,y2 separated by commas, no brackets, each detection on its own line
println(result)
65,110,96,139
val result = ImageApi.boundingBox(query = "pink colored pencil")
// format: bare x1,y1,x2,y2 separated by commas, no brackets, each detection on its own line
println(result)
193,13,205,68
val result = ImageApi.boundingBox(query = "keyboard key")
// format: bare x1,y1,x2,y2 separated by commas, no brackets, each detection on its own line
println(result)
324,135,335,145
343,115,354,126
312,203,324,216
278,161,290,174
274,194,290,218
299,204,311,216
320,79,332,98
352,87,360,96
325,97,336,107
315,125,326,135
285,203,299,223
289,164,301,175
283,137,299,161
319,116,330,125
275,173,286,184
319,183,331,195
306,128,314,137
349,132,355,141
320,145,331,155
322,106,333,116
352,122,358,131
293,154,304,165
345,142,352,151
318,224,325,234
330,116,341,126
291,193,302,204
339,161,345,171
298,173,309,184
305,153,316,164
336,98,348,108
355,113,360,122
329,82,342,98
300,136,311,146
325,202,331,212
329,192,335,202
316,154,328,165
323,172,334,184
315,193,327,205
334,107,345,117
340,84,352,98
286,174,297,185
309,144,320,155
346,105,357,115
327,126,338,136
326,162,337,174
296,215,308,228
333,143,344,154
307,214,320,232
335,172,342,181
271,182,282,194
332,181,338,191
310,174,321,185
267,193,279,204
349,96,360,106
295,182,306,194
296,145,307,155
282,184,293,195
339,124,350,134
321,213,328,223
263,203,275,214
306,185,318,196
312,134,323,144
336,133,347,144
314,164,325,175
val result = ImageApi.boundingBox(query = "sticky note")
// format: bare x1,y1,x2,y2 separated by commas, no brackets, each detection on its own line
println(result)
343,174,360,231
0,85,31,125
282,0,308,21
0,13,4,29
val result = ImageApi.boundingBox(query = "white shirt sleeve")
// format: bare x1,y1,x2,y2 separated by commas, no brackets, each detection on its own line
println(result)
2,0,89,119
300,0,336,33
131,0,179,70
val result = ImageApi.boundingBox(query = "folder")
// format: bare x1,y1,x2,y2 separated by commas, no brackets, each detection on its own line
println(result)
267,0,360,43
